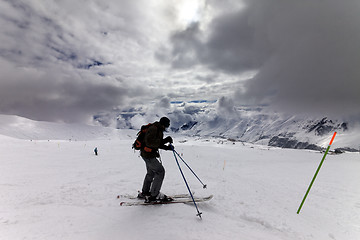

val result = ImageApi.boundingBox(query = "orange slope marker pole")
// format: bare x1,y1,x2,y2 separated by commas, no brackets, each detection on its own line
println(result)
297,132,337,214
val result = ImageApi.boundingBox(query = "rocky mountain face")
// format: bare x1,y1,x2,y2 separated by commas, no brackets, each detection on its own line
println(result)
267,117,349,151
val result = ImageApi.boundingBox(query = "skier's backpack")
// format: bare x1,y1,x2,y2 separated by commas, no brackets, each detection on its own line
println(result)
132,123,153,152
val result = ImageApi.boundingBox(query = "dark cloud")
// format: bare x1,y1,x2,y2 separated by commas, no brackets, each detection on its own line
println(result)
0,58,135,122
204,10,258,73
217,96,236,116
167,12,259,73
242,0,360,117
165,0,360,118
169,23,203,69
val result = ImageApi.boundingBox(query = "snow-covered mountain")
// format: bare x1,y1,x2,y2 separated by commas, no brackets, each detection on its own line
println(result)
94,101,360,152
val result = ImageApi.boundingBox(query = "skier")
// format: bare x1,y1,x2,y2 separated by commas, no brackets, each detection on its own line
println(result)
137,117,174,203
94,147,98,156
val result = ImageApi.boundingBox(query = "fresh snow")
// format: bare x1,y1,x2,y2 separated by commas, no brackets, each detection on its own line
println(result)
0,115,360,240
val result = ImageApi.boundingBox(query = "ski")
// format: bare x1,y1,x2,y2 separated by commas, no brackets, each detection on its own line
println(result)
117,192,194,200
119,195,213,206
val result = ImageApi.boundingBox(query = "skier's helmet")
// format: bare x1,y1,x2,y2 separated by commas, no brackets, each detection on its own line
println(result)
160,117,170,128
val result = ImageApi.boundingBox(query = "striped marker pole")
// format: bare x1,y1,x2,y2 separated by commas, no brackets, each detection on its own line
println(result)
297,132,337,214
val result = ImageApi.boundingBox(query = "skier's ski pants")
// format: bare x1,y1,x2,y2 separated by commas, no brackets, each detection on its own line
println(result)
141,157,165,197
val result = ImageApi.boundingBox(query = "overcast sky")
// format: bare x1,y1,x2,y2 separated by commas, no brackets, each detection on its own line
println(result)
1,0,359,123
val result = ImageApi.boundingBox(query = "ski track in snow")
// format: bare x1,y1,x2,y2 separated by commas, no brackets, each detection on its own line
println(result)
0,130,360,239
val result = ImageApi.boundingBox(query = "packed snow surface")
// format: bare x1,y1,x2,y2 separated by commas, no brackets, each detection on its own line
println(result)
0,116,359,240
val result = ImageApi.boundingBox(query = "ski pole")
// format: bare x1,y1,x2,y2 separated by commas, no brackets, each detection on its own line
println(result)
297,132,337,214
173,149,207,189
171,145,202,219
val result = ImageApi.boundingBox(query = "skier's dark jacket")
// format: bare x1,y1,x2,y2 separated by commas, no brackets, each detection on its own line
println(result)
140,121,168,159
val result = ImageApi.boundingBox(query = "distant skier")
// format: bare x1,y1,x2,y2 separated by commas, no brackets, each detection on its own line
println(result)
94,147,98,156
137,117,174,203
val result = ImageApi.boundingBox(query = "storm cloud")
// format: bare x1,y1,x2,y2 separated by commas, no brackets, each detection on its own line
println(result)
243,0,360,117
0,58,135,122
167,0,360,118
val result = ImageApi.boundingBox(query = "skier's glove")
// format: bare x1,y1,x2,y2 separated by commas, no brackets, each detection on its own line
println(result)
161,145,173,151
163,136,173,144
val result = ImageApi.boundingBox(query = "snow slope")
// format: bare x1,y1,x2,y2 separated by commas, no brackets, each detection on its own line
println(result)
0,117,359,240
0,114,133,141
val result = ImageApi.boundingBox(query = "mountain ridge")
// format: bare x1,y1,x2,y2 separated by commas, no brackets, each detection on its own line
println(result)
94,102,359,152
